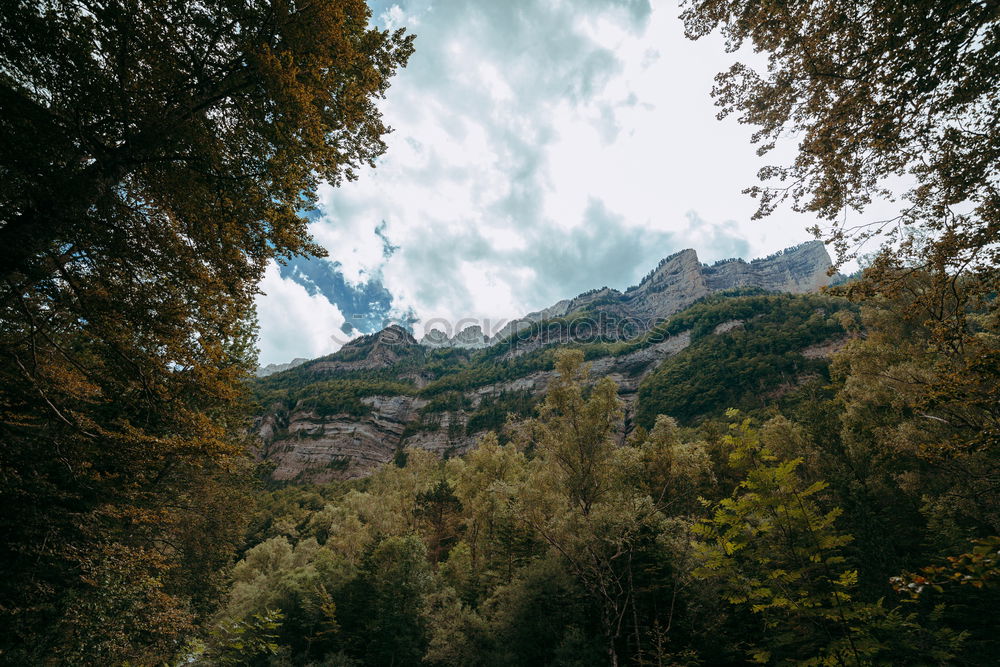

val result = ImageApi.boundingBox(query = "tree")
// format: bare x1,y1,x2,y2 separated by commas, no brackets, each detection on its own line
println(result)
196,609,285,667
681,1,1000,291
1,0,413,285
681,12,1000,656
447,432,533,599
515,350,665,667
340,536,434,666
830,279,1000,662
415,478,464,564
0,0,413,661
832,277,1000,535
693,413,864,664
693,412,964,665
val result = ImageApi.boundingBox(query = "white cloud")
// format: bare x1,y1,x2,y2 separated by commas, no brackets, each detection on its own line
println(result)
255,263,356,365
257,0,888,362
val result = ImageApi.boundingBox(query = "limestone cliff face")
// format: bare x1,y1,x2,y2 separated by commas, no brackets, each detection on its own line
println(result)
260,395,417,482
619,248,710,325
701,242,832,294
256,330,694,482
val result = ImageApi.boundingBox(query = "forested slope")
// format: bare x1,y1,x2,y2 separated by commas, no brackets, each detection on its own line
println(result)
251,290,856,482
194,275,999,665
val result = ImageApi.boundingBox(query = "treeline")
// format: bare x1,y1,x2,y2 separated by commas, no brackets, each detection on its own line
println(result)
192,277,999,665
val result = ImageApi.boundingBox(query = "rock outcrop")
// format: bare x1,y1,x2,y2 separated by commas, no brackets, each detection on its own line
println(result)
421,324,490,349
260,395,418,482
256,357,308,378
423,241,833,348
256,330,695,482
311,325,418,373
701,241,832,294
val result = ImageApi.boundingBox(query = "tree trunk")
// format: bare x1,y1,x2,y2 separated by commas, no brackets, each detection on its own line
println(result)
602,609,619,667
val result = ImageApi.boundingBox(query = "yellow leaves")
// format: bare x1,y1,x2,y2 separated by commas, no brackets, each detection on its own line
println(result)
835,570,858,588
800,479,829,497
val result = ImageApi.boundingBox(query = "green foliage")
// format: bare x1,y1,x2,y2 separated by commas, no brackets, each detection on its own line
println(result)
338,536,434,665
482,557,605,667
215,309,1000,665
637,293,851,425
692,412,965,665
197,609,284,666
423,391,475,414
255,341,471,391
465,390,537,437
894,537,1000,597
0,0,414,659
692,413,862,664
255,379,416,417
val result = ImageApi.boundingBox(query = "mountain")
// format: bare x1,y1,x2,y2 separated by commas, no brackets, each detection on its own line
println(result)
421,241,833,347
256,357,309,378
252,241,848,483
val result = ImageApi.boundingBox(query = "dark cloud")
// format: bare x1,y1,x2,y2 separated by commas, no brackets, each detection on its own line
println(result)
389,197,752,317
520,199,677,302
683,211,751,261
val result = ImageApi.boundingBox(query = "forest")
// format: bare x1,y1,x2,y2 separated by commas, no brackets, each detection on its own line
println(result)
195,275,999,666
1,0,998,665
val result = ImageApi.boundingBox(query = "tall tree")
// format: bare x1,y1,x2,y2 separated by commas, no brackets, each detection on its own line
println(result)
516,350,672,667
681,1,1000,293
0,0,413,661
680,9,1000,647
1,0,413,285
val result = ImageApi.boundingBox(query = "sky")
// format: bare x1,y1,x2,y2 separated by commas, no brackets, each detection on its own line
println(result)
254,0,861,365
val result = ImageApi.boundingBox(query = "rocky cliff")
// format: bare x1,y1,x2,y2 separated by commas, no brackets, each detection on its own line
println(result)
310,325,417,373
255,241,843,483
421,241,833,348
256,329,694,482
256,357,308,378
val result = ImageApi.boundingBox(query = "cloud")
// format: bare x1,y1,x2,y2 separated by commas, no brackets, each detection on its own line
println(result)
310,1,675,321
277,251,414,336
255,0,850,361
378,197,752,339
255,263,357,365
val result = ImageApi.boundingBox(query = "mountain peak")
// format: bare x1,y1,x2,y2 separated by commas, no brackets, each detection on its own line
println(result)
257,241,834,372
344,323,417,350
421,241,832,349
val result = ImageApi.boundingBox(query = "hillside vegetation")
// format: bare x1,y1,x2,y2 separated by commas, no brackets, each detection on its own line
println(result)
253,291,855,433
637,293,851,425
5,0,999,661
194,276,999,665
